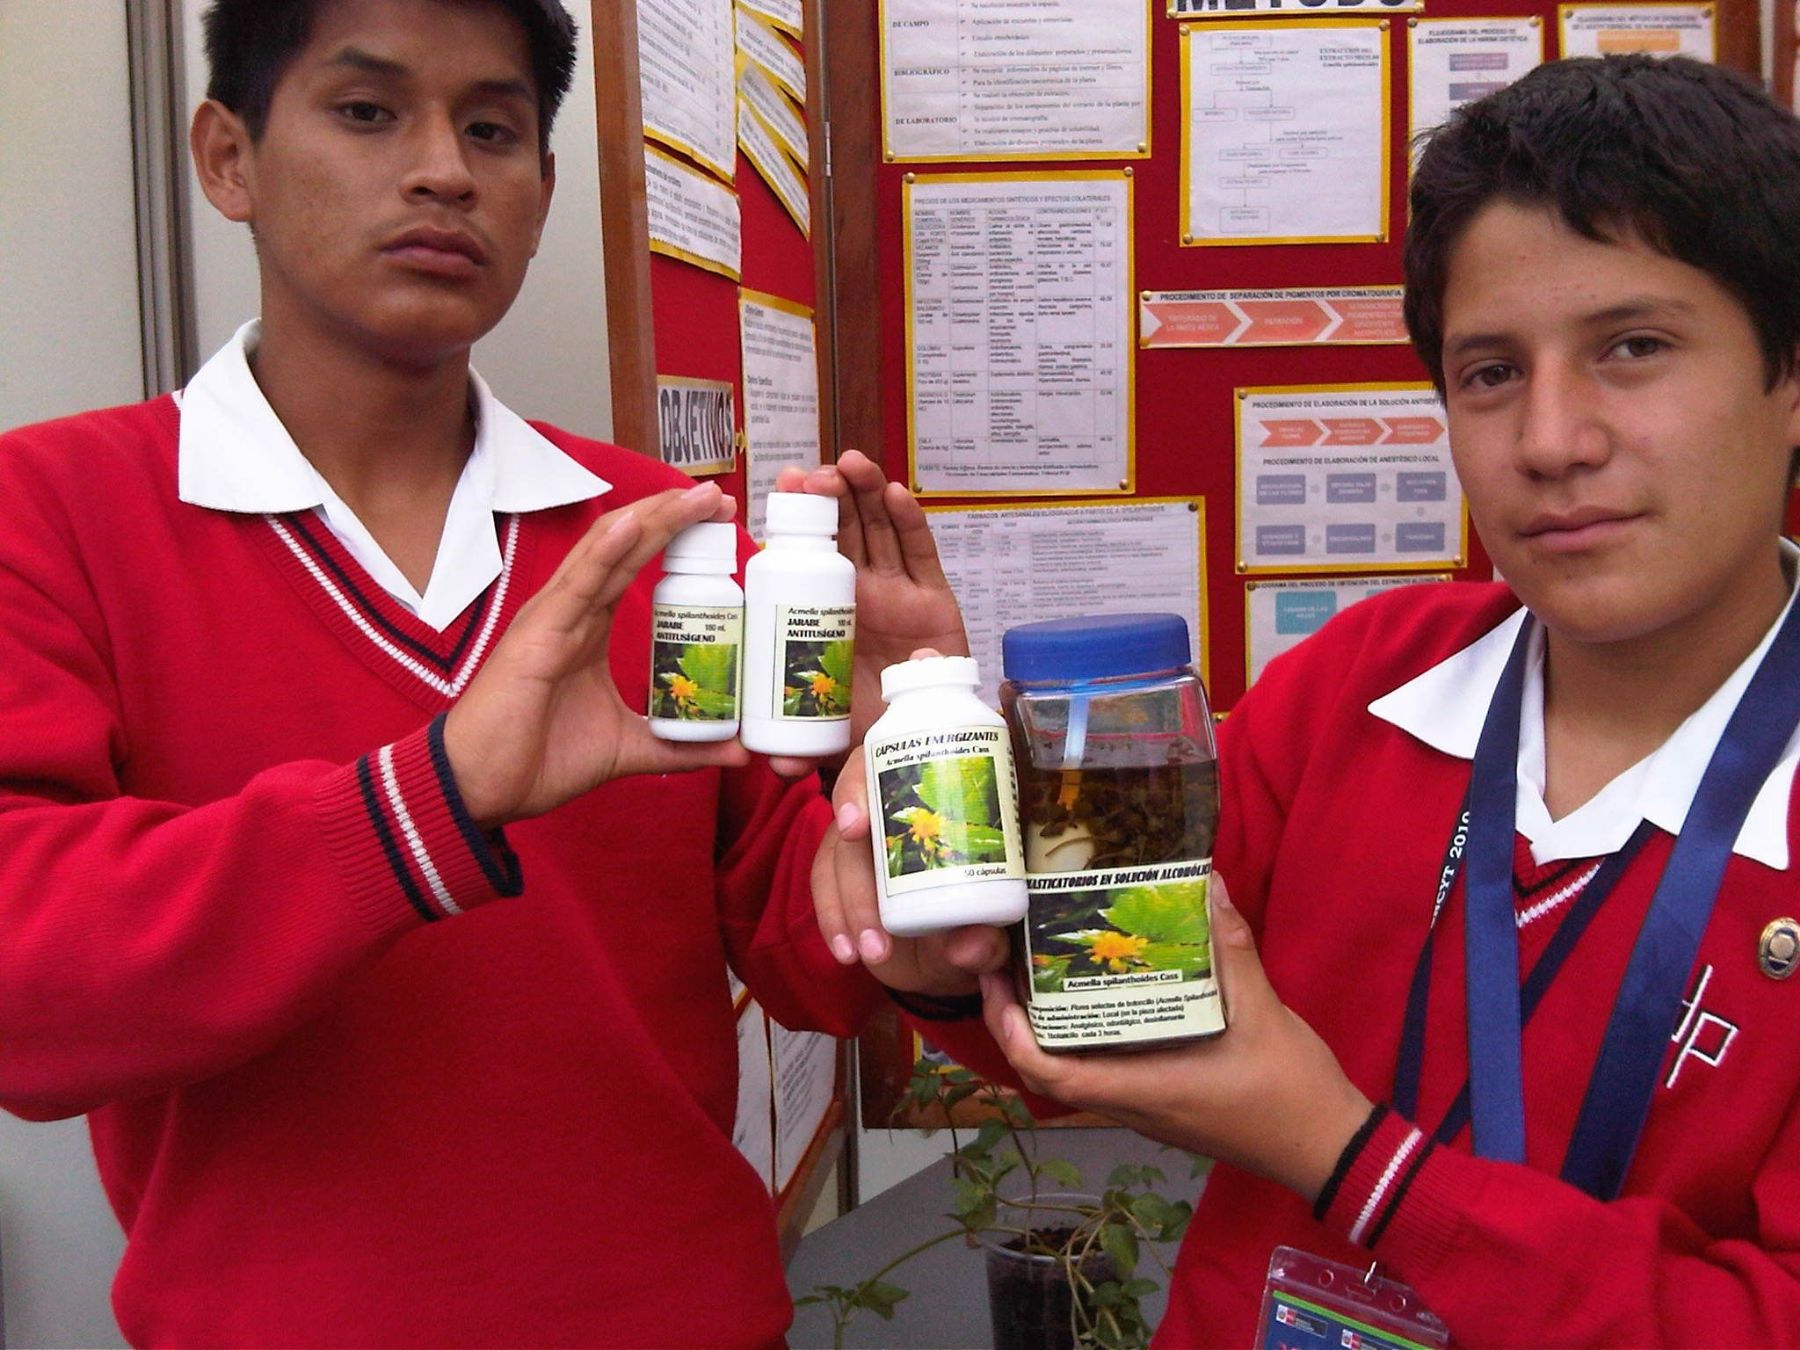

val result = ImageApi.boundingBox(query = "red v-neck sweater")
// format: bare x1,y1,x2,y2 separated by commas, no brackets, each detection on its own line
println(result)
1158,583,1800,1346
0,396,883,1347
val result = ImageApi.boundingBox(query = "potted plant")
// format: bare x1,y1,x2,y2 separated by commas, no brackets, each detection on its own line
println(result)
799,1060,1204,1350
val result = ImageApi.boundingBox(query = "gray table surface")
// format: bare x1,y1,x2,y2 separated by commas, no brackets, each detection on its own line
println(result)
786,1129,1198,1348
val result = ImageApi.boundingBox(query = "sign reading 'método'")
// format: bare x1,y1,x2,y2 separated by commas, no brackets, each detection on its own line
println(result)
657,376,738,477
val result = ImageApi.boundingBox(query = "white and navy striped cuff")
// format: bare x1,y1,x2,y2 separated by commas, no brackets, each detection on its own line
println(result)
321,715,522,931
1314,1103,1437,1251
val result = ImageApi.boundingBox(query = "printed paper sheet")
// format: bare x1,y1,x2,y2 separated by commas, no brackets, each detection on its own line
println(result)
645,145,743,279
1558,3,1716,59
737,8,807,101
1172,0,1419,14
1245,574,1448,685
739,0,803,38
881,0,1151,161
738,98,811,236
927,499,1206,707
739,56,808,164
1181,21,1389,245
1408,18,1543,162
639,0,739,181
733,1002,775,1192
772,1023,836,1194
906,172,1133,496
740,291,821,541
1236,384,1465,573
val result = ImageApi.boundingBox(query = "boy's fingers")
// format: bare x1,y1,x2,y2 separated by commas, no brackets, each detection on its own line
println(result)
836,450,904,574
885,481,952,589
812,829,859,965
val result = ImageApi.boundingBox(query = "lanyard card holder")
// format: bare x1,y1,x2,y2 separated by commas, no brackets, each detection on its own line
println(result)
1256,1246,1450,1350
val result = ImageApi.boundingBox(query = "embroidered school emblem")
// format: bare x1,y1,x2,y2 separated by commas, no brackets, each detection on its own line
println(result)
1759,918,1800,980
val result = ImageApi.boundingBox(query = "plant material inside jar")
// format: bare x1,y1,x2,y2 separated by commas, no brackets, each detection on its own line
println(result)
1020,758,1218,873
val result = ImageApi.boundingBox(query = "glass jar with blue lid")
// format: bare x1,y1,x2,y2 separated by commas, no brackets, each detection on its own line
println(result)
1000,612,1225,1053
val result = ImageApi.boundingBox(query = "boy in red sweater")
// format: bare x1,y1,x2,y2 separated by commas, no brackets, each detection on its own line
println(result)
824,56,1800,1344
0,0,1000,1344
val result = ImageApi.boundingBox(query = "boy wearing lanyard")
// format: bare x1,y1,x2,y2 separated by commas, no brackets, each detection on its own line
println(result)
969,55,1800,1343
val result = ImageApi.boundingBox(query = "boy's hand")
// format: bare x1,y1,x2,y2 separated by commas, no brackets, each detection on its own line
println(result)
443,483,750,826
767,450,969,779
977,875,1374,1203
811,739,1010,997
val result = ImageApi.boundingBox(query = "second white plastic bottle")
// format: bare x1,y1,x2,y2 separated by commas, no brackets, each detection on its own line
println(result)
862,655,1028,936
741,492,856,756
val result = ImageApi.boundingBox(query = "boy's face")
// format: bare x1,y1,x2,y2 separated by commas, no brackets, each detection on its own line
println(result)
1440,200,1800,650
218,0,554,367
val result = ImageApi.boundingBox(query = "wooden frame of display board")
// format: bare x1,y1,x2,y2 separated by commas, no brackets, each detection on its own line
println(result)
1778,0,1798,109
587,0,850,1250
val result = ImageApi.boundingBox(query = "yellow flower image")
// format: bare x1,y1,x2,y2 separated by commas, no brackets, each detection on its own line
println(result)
907,809,944,846
667,674,699,704
809,672,837,699
1088,931,1150,973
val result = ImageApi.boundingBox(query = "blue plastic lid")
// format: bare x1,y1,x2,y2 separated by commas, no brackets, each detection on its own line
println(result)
1002,612,1192,684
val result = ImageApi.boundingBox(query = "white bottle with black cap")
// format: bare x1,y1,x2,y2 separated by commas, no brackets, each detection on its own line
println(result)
741,492,856,756
862,655,1028,936
647,521,743,742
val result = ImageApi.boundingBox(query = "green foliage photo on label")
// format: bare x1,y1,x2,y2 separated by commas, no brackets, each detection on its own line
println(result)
775,603,854,721
650,604,742,722
867,726,1025,895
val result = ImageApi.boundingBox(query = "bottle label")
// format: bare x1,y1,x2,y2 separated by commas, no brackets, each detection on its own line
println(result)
1022,858,1226,1048
773,604,855,721
868,726,1025,896
650,603,742,722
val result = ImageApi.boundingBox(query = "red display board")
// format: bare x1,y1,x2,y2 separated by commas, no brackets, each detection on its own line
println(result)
859,0,1760,709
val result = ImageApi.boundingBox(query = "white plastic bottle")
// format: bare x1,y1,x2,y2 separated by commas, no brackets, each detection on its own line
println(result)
863,655,1028,936
647,521,743,742
741,493,856,756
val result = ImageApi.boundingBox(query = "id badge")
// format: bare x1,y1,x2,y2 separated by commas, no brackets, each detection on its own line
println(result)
1255,1246,1450,1350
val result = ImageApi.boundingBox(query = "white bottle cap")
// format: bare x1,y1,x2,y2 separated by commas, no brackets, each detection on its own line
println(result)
880,654,980,702
764,492,839,537
663,521,738,571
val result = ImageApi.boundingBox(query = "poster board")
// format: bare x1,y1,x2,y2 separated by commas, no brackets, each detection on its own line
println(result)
831,0,1759,711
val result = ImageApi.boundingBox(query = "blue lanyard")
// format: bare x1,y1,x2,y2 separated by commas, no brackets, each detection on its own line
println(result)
1394,600,1800,1199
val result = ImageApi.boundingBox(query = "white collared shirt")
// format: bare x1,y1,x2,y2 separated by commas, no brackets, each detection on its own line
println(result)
176,320,610,631
1369,546,1800,870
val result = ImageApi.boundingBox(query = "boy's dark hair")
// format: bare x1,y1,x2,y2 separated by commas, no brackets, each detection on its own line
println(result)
202,0,577,158
1404,56,1800,395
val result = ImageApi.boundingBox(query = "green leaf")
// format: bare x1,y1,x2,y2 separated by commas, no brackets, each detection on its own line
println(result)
1040,1158,1083,1189
677,643,736,695
886,835,906,875
1049,928,1114,950
820,639,854,688
972,1119,1009,1154
783,689,805,715
857,1281,910,1319
1136,941,1208,976
687,688,737,717
1099,1222,1140,1279
1129,1193,1178,1232
1102,880,1210,945
952,1177,986,1218
914,754,999,825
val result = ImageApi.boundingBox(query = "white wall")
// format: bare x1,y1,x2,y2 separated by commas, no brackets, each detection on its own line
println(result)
178,0,613,435
0,2,140,1339
0,0,144,429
